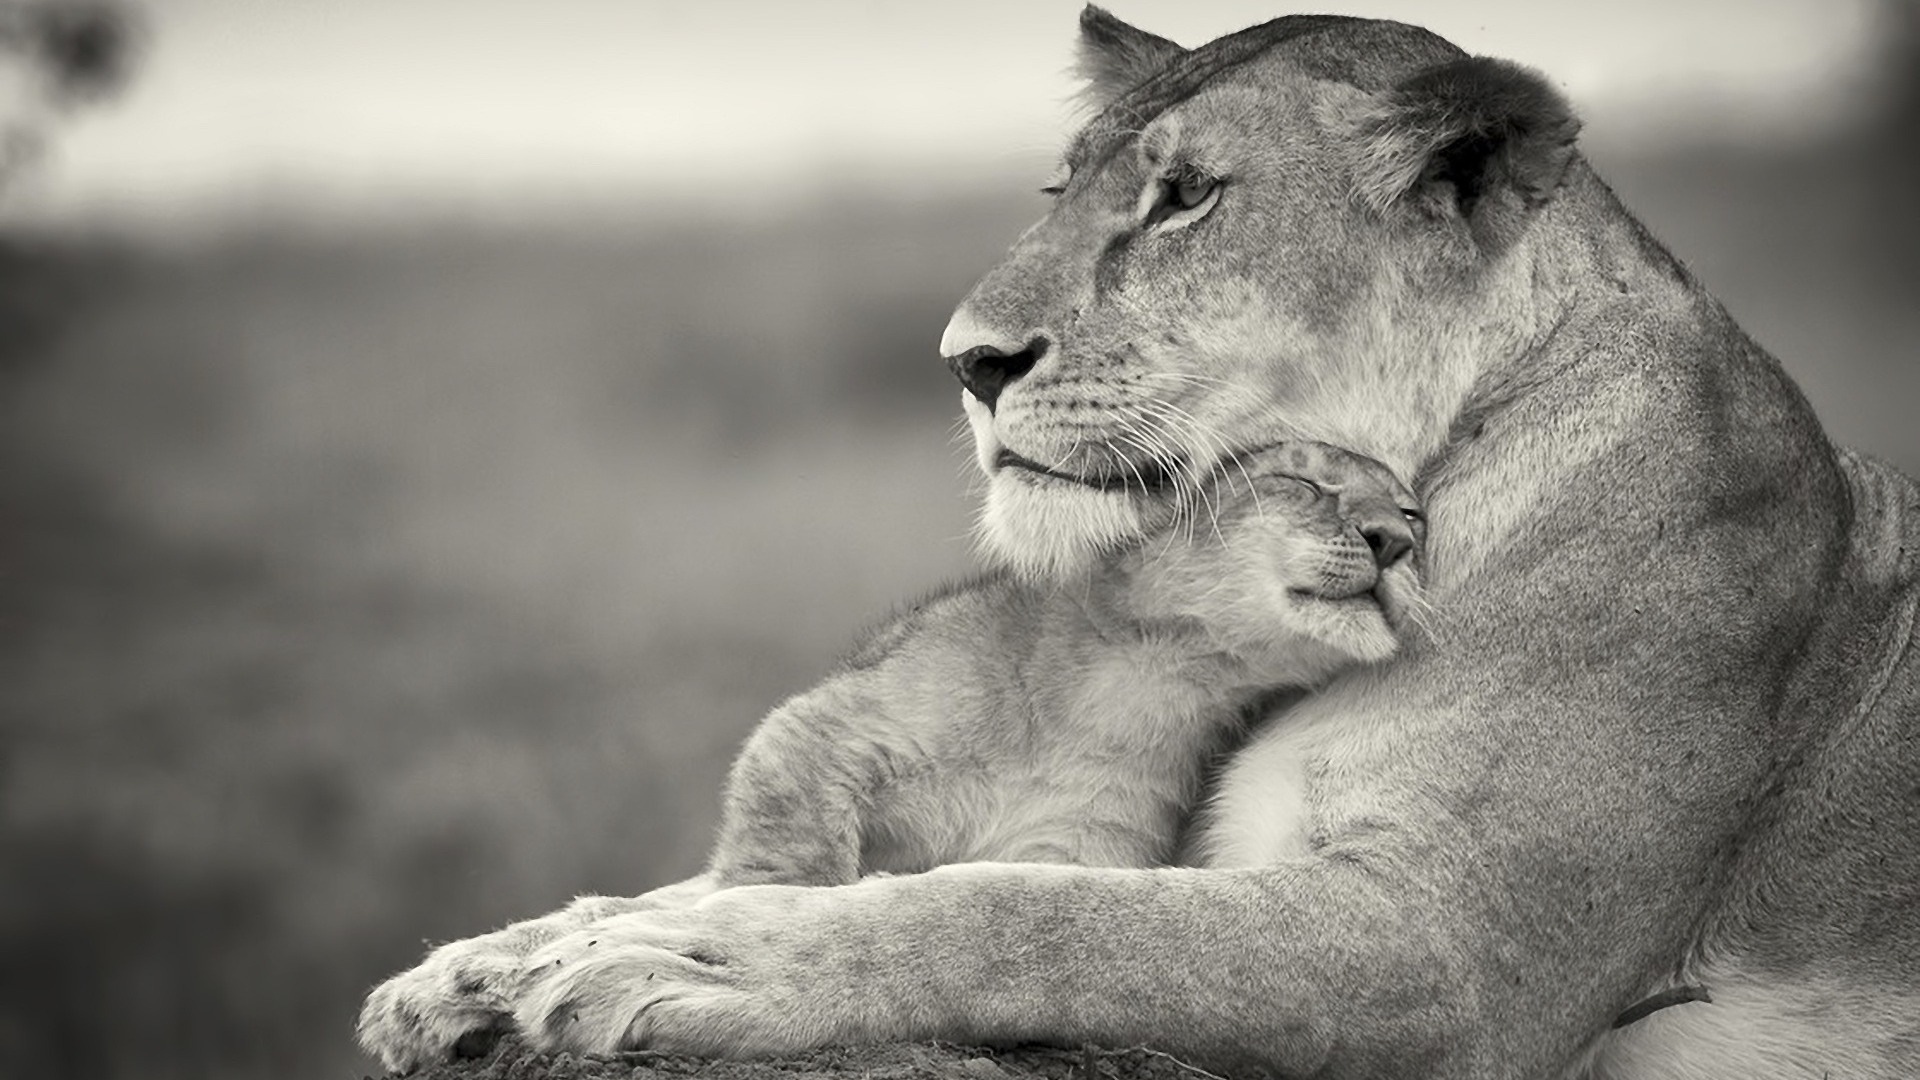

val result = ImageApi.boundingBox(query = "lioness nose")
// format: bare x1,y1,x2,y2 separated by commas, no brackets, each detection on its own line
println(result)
946,339,1044,411
1358,511,1416,569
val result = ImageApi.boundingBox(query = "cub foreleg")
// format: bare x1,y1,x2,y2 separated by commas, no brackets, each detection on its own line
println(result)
706,687,884,887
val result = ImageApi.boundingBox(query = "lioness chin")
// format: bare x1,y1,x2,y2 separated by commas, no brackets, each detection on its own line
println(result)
359,8,1920,1079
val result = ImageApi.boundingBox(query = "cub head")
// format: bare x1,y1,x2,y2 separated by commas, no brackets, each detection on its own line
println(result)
1123,441,1426,680
945,6,1582,580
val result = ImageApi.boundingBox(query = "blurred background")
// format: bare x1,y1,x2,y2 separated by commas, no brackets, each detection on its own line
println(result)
0,1,1914,1078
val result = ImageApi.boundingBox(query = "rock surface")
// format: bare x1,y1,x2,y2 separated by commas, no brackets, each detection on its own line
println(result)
401,1040,1234,1080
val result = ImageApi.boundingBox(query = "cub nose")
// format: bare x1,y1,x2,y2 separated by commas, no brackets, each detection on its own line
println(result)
945,339,1045,412
1357,510,1417,569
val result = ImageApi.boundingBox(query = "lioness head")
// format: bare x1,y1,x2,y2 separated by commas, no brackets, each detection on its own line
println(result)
944,7,1582,579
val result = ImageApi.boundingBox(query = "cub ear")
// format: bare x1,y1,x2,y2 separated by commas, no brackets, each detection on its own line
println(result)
1075,5,1186,111
1352,57,1581,252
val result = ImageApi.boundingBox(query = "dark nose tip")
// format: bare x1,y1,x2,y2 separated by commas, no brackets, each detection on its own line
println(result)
946,338,1045,411
1359,514,1416,569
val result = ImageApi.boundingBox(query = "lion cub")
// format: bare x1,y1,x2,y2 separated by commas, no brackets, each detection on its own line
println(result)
706,441,1423,886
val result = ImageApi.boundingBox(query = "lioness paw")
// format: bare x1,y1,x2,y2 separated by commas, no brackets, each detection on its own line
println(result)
517,930,742,1056
356,884,722,1072
356,932,533,1073
517,887,843,1058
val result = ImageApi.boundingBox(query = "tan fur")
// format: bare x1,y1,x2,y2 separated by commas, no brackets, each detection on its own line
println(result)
359,11,1920,1079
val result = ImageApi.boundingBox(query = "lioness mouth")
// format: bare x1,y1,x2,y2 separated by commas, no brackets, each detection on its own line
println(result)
994,449,1172,493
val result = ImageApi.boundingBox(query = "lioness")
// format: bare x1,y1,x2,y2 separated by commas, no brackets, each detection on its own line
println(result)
360,8,1920,1078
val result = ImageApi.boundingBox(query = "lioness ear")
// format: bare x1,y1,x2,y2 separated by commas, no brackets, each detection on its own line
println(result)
1076,5,1186,111
1352,57,1580,253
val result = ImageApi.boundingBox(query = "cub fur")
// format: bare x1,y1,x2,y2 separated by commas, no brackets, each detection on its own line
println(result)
708,440,1421,886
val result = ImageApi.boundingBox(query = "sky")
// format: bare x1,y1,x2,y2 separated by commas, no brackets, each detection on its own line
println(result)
1,0,1892,231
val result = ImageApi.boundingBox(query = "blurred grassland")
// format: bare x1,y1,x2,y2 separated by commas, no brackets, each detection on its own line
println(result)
1,198,1018,1080
1,130,1917,1080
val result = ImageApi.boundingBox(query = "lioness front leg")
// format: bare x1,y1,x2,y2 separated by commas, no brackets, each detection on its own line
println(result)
512,861,1477,1076
361,695,886,1072
362,680,910,1071
356,878,716,1073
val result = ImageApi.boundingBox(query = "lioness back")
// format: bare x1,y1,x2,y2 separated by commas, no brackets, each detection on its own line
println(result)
709,440,1425,882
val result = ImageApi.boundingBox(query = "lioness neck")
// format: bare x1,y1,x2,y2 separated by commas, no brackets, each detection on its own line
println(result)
1414,161,1847,589
1291,160,1726,488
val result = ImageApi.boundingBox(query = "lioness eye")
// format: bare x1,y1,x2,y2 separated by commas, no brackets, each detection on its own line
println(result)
1145,163,1222,227
1174,173,1215,210
1402,508,1424,523
1040,164,1071,197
